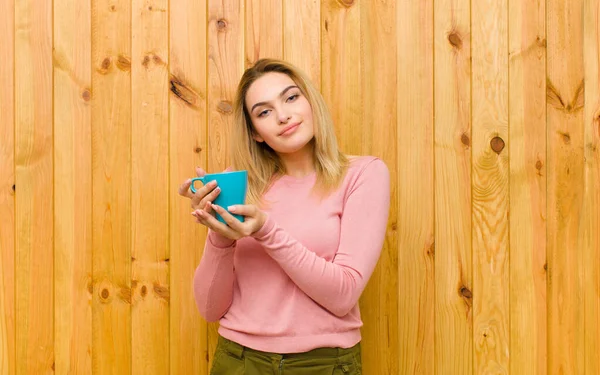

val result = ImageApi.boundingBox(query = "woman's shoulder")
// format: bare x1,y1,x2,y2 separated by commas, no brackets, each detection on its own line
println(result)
344,155,389,182
346,155,388,172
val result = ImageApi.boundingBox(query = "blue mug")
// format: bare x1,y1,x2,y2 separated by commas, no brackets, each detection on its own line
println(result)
190,170,248,224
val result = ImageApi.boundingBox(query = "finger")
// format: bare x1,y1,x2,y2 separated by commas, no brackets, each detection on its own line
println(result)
224,166,233,172
197,209,238,238
195,167,206,177
211,204,246,233
178,179,194,198
199,187,221,210
203,201,214,216
190,180,218,204
226,204,256,218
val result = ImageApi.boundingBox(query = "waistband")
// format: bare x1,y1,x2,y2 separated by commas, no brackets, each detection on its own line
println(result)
217,335,361,361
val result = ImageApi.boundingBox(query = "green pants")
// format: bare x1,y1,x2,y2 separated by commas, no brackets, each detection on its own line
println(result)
210,336,362,375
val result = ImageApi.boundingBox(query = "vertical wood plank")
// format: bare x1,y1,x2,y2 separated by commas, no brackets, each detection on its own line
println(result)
471,0,510,372
582,0,600,372
0,0,15,373
169,0,209,373
434,0,473,373
547,0,585,373
396,1,434,374
53,0,93,371
508,0,547,373
14,0,54,372
207,0,243,365
91,0,132,373
321,0,361,153
360,1,399,374
245,0,282,67
131,0,170,373
283,0,320,86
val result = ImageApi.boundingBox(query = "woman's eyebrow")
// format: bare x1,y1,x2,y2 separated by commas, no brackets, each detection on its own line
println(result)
250,85,298,113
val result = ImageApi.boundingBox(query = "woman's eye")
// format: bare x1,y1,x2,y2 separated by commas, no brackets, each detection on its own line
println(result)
286,94,299,102
258,109,270,117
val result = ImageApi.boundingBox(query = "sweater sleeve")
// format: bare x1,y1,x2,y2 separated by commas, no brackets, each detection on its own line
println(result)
251,159,390,317
193,231,236,322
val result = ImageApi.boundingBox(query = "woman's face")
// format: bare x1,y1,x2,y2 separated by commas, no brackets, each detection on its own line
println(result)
245,72,314,155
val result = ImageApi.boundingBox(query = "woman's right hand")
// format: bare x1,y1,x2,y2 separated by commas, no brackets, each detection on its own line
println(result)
177,167,221,216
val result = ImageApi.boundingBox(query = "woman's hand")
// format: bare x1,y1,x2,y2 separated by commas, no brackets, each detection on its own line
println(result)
191,203,267,240
177,167,221,216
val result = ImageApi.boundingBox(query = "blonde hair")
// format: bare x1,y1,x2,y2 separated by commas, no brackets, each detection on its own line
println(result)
231,59,348,205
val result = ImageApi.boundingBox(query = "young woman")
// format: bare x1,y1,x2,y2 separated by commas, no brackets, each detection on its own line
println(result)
178,59,390,375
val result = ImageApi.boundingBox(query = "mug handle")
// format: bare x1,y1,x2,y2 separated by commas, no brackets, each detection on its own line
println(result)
189,176,206,193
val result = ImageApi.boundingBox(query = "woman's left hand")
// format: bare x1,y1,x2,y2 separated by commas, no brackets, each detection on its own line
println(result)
191,202,267,240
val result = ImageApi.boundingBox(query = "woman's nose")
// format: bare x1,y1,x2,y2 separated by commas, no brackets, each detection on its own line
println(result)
278,112,291,124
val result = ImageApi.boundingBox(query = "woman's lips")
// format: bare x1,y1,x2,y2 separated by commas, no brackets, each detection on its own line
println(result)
279,122,301,136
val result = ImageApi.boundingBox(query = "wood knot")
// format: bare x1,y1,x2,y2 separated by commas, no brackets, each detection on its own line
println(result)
194,147,202,153
448,32,463,49
560,132,571,144
98,57,111,74
216,19,228,31
217,100,233,114
81,89,91,102
148,5,152,10
170,74,200,109
110,5,116,11
461,133,470,147
141,285,147,297
535,160,543,170
536,36,546,48
12,184,15,191
154,283,170,301
460,286,472,299
142,55,151,68
544,263,548,271
390,222,397,231
100,288,110,301
337,0,355,7
116,55,131,71
490,136,505,153
427,242,435,257
153,55,164,65
118,286,132,304
324,20,329,31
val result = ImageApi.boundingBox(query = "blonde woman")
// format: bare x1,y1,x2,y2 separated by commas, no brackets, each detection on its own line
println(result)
178,59,390,375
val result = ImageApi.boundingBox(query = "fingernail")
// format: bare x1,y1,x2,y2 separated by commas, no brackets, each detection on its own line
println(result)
209,181,217,187
214,187,221,192
227,206,236,212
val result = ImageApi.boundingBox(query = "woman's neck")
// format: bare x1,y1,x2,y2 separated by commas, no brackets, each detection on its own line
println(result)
278,144,315,178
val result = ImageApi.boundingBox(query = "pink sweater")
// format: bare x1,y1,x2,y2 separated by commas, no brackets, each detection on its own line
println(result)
193,156,390,353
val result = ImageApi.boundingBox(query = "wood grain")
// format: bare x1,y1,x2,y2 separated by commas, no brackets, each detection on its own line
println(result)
321,0,361,154
284,0,320,86
360,1,400,374
508,0,547,373
91,0,132,373
169,0,210,372
207,0,243,366
582,0,600,372
547,0,586,373
471,0,510,372
14,0,54,373
245,0,282,67
131,0,170,373
434,0,473,373
0,0,15,373
53,0,93,372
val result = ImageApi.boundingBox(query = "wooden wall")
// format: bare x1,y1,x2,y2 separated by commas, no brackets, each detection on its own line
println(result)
0,0,599,374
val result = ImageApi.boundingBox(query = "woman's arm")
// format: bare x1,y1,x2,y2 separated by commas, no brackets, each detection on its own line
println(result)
252,159,390,317
192,232,236,322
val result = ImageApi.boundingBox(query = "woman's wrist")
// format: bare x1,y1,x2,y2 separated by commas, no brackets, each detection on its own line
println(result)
208,229,236,248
